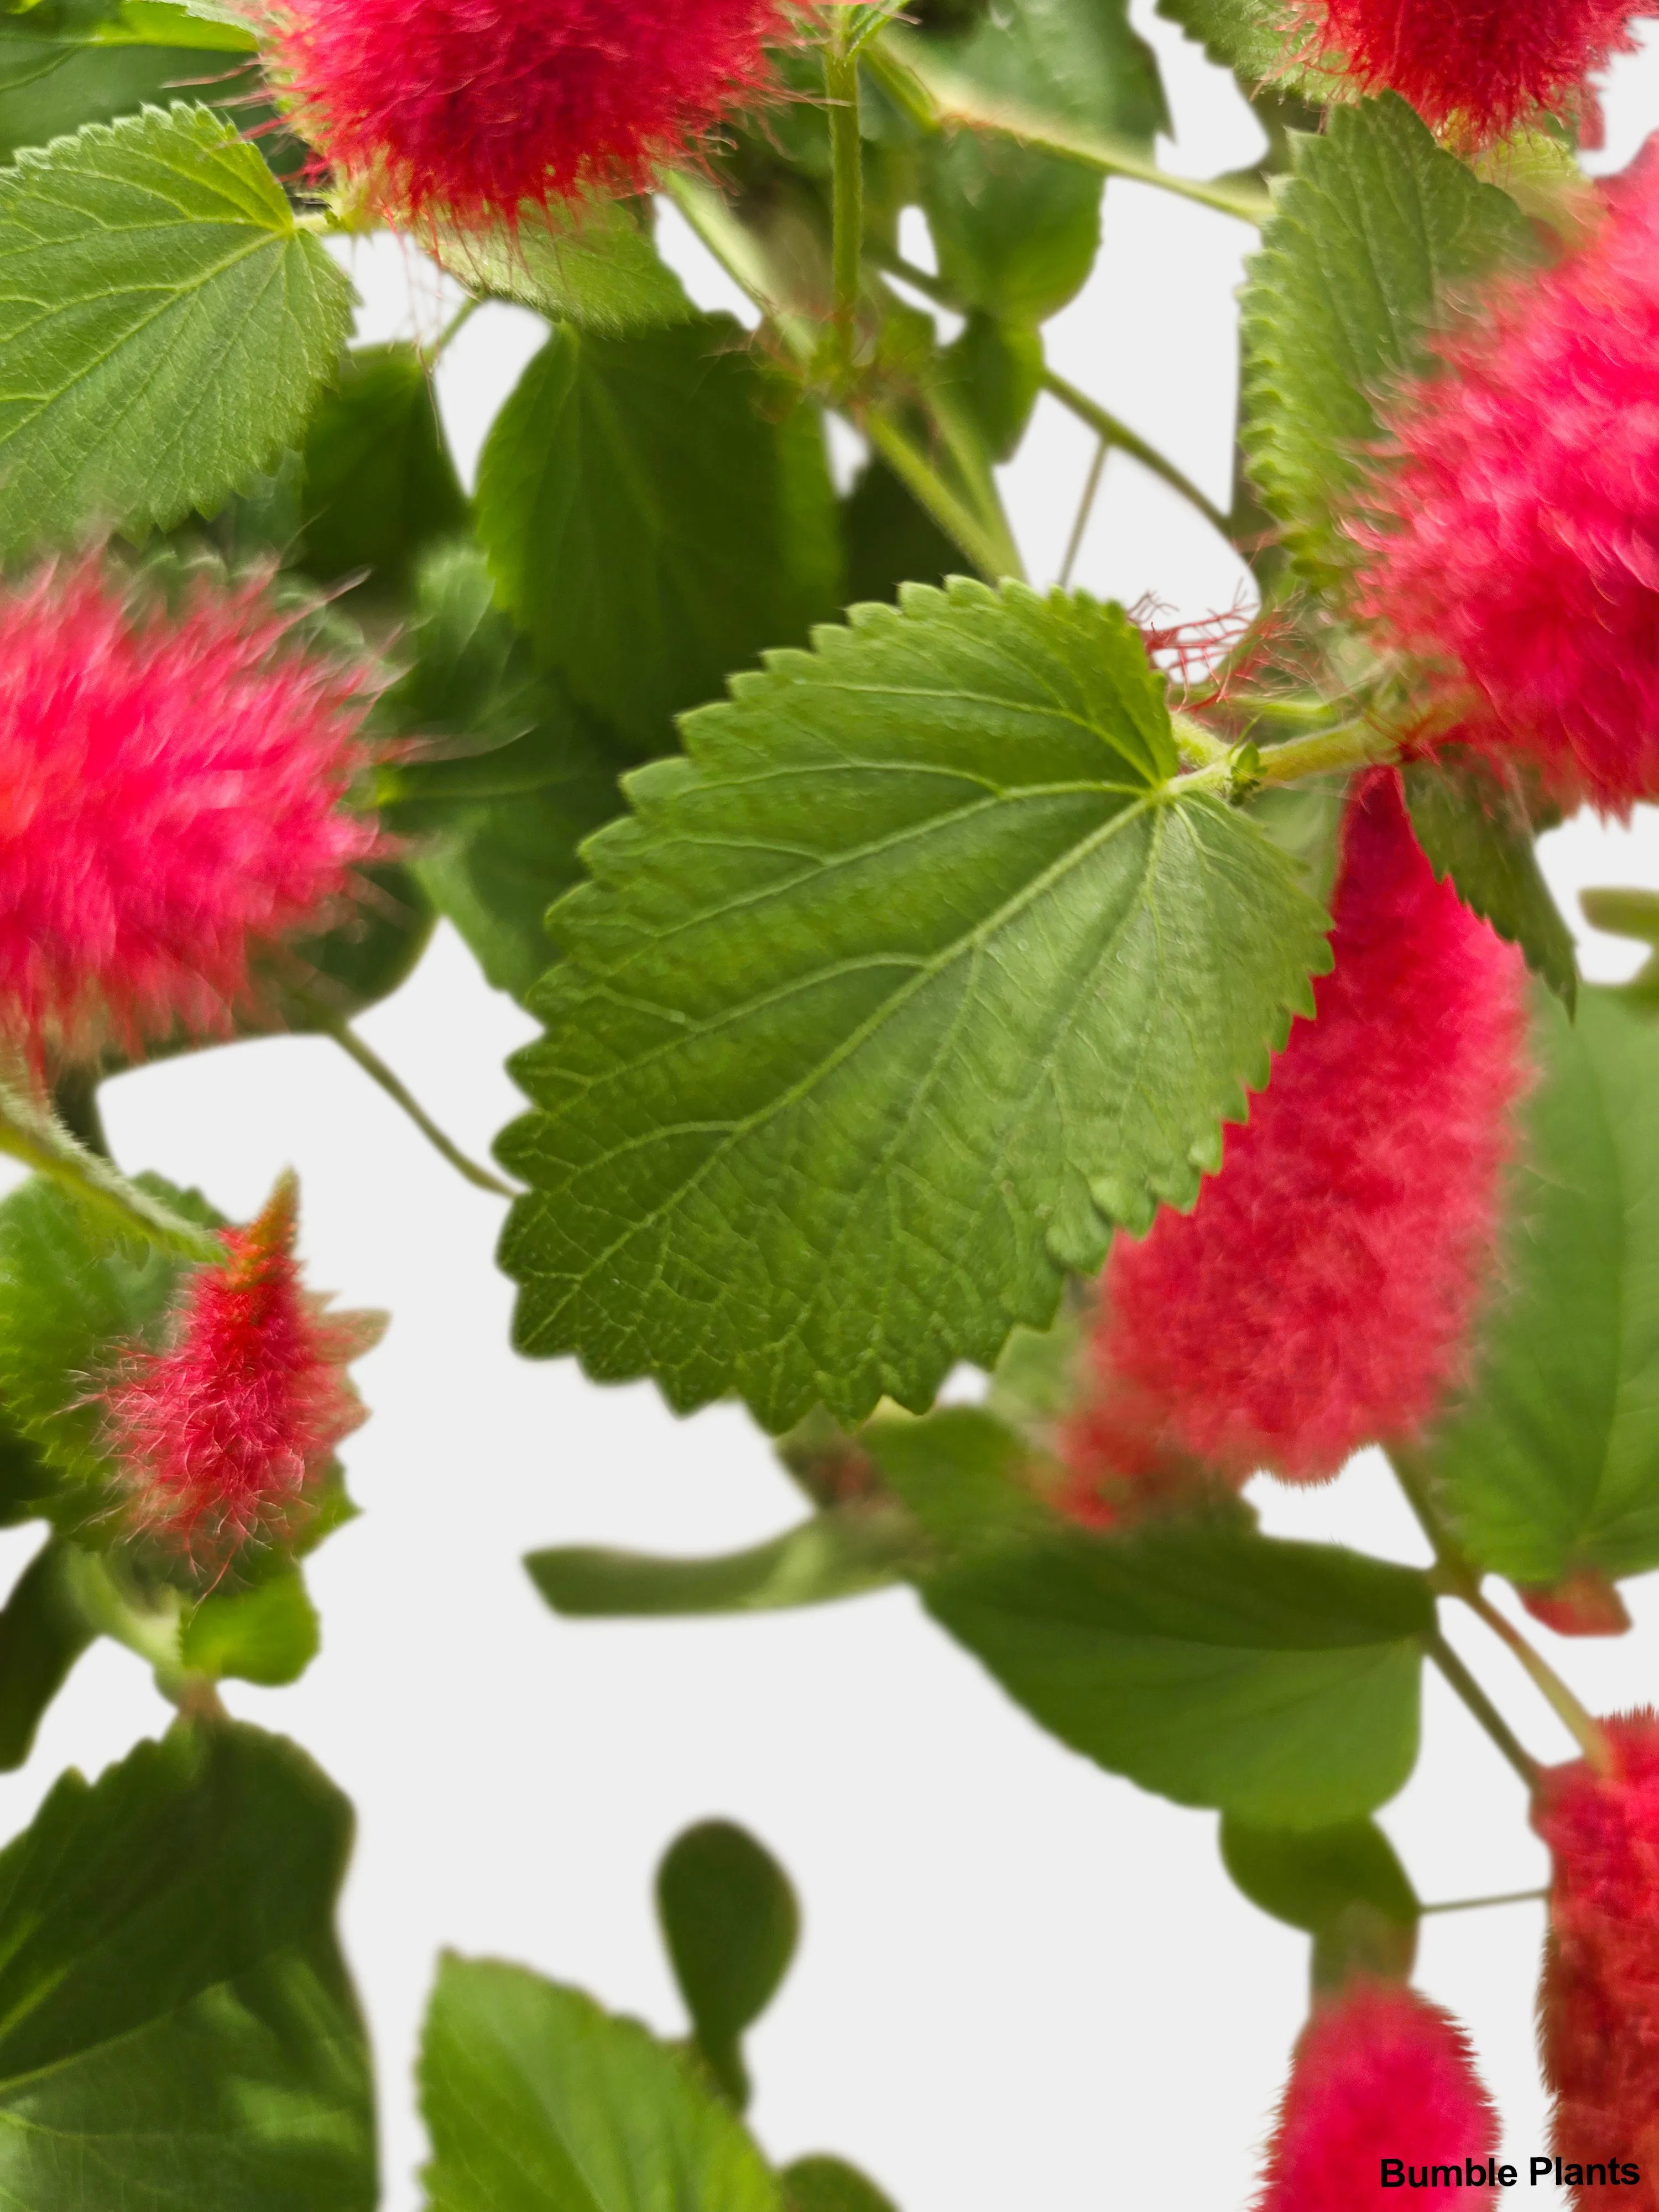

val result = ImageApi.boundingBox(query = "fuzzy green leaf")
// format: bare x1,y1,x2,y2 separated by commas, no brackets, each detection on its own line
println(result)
1408,987,1659,1584
1241,96,1535,585
920,0,1166,325
474,315,843,753
434,198,693,334
916,1413,1431,1824
0,1721,374,2209
1402,751,1577,1008
297,343,468,598
419,1955,781,2212
526,1503,928,1618
498,581,1329,1430
0,102,352,559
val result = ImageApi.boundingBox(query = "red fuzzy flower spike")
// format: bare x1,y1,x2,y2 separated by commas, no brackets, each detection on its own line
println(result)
1084,772,1527,1484
1255,1981,1500,2212
1535,1712,1659,2204
265,0,787,229
1358,150,1659,813
1288,0,1637,142
105,1176,384,1560
0,561,377,1065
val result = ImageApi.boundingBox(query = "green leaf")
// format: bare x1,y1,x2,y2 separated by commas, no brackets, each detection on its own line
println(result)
525,1503,928,1618
1219,1814,1419,1933
919,1418,1432,1824
782,2158,900,2212
0,103,353,560
656,1820,799,2106
1408,987,1659,1584
0,1538,96,1769
0,1172,219,1503
497,580,1331,1430
296,343,468,599
862,1405,1060,1562
378,543,625,999
274,860,438,1030
1402,750,1577,1009
919,0,1167,325
841,458,961,607
0,1720,374,2208
474,315,844,753
419,1954,781,2212
435,197,693,334
180,1568,320,1685
1154,0,1321,89
940,312,1044,463
1241,96,1535,585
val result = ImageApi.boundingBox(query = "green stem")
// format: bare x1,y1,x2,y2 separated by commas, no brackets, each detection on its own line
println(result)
1170,711,1232,769
1059,436,1107,587
1233,693,1353,731
1042,369,1235,548
870,28,1272,227
864,409,1021,580
0,1074,220,1262
826,15,864,387
660,172,818,364
1423,1629,1541,1792
426,293,479,364
326,1024,517,1198
1420,1886,1547,1916
1250,717,1397,788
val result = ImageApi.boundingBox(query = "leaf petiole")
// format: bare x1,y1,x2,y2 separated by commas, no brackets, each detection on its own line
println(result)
1042,368,1235,549
325,1022,518,1198
824,8,864,390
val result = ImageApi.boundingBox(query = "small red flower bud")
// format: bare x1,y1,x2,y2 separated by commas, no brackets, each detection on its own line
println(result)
1255,1980,1499,2211
103,1176,383,1560
264,0,787,229
1535,1712,1659,2200
1288,0,1637,142
1357,150,1659,813
1083,773,1528,1484
1518,1571,1632,1639
0,561,378,1064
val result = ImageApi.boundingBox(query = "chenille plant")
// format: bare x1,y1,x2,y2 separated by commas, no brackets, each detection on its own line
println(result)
2,0,1659,2203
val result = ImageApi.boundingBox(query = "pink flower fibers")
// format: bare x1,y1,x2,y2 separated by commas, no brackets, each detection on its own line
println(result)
1357,149,1659,813
265,0,786,228
1288,0,1637,141
1254,1981,1499,2212
0,561,377,1063
1083,772,1527,1485
1535,1712,1659,2203
104,1175,383,1558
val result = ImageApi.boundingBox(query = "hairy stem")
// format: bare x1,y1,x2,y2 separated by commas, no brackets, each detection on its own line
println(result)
425,293,480,365
1424,1629,1542,1792
0,1074,220,1262
1042,368,1235,547
1420,1886,1548,1916
327,1024,517,1198
1250,717,1397,787
1059,436,1108,587
825,15,864,388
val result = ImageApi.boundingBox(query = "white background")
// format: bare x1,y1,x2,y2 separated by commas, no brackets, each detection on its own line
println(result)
8,11,1659,2205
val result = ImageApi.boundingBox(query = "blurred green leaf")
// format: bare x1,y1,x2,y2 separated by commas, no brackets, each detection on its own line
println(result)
475,315,843,754
862,1406,1058,1562
0,1720,374,2208
526,1503,928,1618
296,343,468,600
841,456,961,606
180,1568,320,1685
1220,1814,1419,1933
1408,987,1659,1585
940,311,1043,461
919,0,1166,324
419,1955,781,2212
782,2159,901,2212
435,197,693,334
1403,750,1577,1008
0,1537,96,1768
656,1820,799,2106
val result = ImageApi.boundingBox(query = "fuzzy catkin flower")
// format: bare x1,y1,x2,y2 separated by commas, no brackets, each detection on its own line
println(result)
1254,1980,1499,2211
0,562,377,1063
1535,1712,1659,2204
1287,0,1637,141
1084,773,1527,1485
1357,150,1659,813
104,1176,383,1559
265,0,786,229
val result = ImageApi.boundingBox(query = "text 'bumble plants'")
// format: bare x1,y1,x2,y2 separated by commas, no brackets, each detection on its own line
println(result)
2,0,1659,2206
